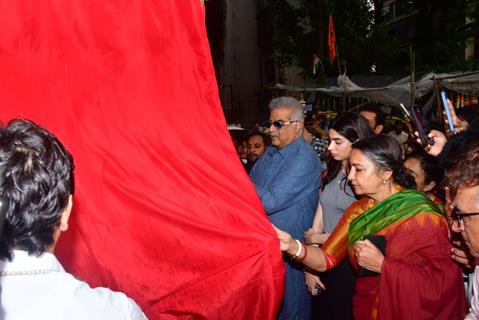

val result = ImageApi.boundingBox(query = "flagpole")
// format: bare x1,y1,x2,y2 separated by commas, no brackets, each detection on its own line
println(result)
328,14,343,109
335,41,341,76
409,45,415,107
433,75,444,125
338,43,346,111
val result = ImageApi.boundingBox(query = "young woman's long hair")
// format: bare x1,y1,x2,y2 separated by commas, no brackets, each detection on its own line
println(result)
323,112,374,191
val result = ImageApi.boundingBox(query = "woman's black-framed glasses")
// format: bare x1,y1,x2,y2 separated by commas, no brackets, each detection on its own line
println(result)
262,120,299,129
452,208,479,224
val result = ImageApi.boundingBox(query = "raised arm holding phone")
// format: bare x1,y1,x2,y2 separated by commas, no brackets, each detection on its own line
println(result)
414,92,468,156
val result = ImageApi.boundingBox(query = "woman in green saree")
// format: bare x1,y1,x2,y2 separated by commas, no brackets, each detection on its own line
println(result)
275,135,466,319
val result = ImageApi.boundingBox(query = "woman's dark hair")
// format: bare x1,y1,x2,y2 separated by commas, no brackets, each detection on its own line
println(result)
440,131,479,197
405,150,444,187
352,135,416,189
229,129,249,147
323,112,374,189
0,119,75,260
246,130,271,147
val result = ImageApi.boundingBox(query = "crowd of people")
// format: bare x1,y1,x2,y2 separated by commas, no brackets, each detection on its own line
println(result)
244,96,479,319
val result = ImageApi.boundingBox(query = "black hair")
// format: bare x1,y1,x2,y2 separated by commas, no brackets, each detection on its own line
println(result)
246,130,271,148
360,105,387,126
0,119,74,260
352,135,416,189
440,131,479,197
405,150,444,187
456,106,479,132
323,112,374,190
228,129,250,145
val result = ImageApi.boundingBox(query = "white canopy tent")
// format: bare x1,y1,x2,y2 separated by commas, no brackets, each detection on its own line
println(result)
270,71,479,108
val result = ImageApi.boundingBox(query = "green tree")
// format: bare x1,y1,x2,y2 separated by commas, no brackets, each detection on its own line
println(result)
266,0,304,68
411,0,477,72
324,0,373,74
266,0,478,78
266,0,401,77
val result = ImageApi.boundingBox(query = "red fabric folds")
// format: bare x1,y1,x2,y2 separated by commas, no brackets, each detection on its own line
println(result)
0,1,284,319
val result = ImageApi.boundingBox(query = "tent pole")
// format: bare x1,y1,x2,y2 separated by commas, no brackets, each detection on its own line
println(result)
433,76,444,125
410,46,416,107
335,41,341,76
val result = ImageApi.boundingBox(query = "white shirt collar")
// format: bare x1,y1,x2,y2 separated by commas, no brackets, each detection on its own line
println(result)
0,250,65,273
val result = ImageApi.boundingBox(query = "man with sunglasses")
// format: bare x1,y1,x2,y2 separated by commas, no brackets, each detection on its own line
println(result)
250,96,321,320
442,131,479,319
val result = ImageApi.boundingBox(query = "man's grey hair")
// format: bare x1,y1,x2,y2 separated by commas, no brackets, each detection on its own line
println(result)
269,96,305,121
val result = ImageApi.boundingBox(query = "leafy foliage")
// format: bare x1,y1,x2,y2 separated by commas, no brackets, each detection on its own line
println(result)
265,0,478,78
266,0,310,68
411,0,478,73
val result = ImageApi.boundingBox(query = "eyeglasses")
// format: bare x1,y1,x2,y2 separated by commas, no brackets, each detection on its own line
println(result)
451,208,479,224
262,120,299,129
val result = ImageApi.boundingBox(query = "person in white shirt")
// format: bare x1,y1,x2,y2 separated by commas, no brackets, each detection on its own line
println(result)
388,121,409,155
0,119,147,320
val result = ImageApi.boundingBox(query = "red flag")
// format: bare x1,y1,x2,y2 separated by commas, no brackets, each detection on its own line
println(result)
0,1,284,319
328,14,337,65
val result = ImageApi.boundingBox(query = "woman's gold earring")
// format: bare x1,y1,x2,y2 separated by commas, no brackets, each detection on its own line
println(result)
383,179,387,184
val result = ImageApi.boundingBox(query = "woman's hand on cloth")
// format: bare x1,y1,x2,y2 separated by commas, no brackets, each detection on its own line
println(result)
305,272,326,296
304,228,330,245
354,240,385,274
273,225,297,253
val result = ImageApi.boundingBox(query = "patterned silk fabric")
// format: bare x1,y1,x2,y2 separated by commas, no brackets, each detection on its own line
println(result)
320,197,373,269
319,190,466,319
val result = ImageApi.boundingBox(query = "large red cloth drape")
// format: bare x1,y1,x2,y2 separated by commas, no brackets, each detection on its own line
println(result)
0,1,284,318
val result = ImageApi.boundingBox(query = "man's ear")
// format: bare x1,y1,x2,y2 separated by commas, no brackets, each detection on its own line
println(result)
374,124,384,135
295,121,304,133
59,195,73,232
423,181,436,193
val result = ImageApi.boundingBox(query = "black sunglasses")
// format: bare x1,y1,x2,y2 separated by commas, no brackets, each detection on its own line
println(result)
452,208,479,224
262,120,299,129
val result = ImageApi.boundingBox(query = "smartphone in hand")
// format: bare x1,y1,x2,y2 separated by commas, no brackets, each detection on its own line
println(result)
441,91,456,133
399,103,411,118
410,105,433,147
